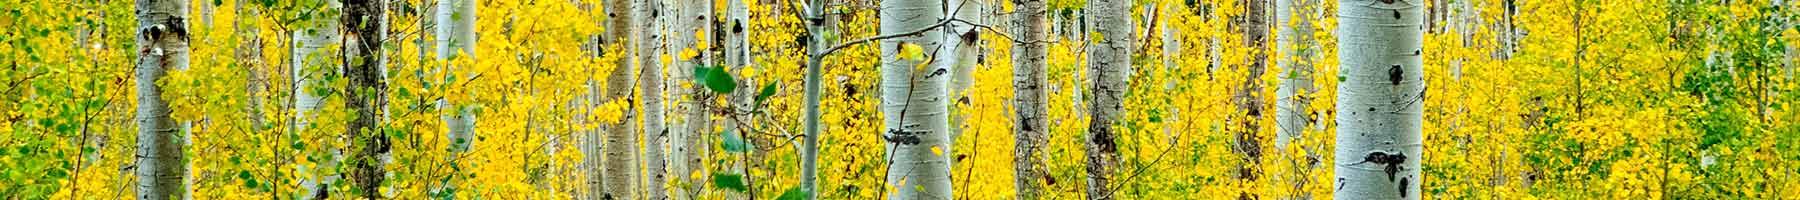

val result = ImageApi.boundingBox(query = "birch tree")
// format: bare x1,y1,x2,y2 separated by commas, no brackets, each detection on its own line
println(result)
636,0,669,198
1232,1,1270,198
879,0,953,198
436,0,477,159
294,1,342,198
669,0,711,197
1010,0,1049,199
601,0,639,198
341,0,390,197
1084,0,1130,198
1333,0,1424,199
134,0,189,198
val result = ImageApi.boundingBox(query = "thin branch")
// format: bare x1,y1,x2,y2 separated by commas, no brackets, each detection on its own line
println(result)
816,19,954,57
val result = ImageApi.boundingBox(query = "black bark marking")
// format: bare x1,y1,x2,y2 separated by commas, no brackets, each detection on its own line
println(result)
1388,64,1404,85
1399,176,1411,198
731,20,744,34
1392,10,1402,19
883,128,924,145
1350,151,1408,181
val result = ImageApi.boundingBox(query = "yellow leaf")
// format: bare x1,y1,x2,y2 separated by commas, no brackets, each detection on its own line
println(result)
681,48,699,60
899,43,924,61
931,145,943,156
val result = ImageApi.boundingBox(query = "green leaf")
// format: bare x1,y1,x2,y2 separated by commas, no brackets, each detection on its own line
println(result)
721,130,750,153
775,186,807,200
704,66,738,93
712,172,748,192
755,82,777,103
46,168,67,179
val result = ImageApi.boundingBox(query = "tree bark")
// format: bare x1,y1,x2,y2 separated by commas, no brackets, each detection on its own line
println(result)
342,0,390,198
1333,0,1424,199
670,0,710,197
293,1,343,198
602,0,640,198
1274,0,1319,198
431,0,476,197
879,0,954,199
1010,0,1050,198
723,0,752,198
799,0,827,198
134,0,190,199
1085,0,1130,199
636,0,669,198
1233,1,1270,198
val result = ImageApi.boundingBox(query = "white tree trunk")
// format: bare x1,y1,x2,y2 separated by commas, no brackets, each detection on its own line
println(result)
1084,0,1129,198
1275,0,1319,198
602,0,639,198
293,1,342,198
723,0,752,198
1275,0,1316,149
1010,0,1049,199
433,0,477,197
799,0,827,198
880,0,953,199
636,0,668,198
134,0,189,199
946,0,981,142
436,0,478,156
1333,0,1424,199
669,0,709,197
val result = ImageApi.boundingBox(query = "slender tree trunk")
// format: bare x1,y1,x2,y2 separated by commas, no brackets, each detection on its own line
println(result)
237,0,265,133
1233,1,1270,198
1274,0,1315,150
947,0,981,142
670,0,709,197
879,0,953,199
1274,0,1318,198
602,0,640,198
436,0,477,157
134,0,189,199
1333,0,1424,199
799,0,827,198
294,1,343,198
723,0,752,197
431,0,476,197
342,0,390,198
636,0,669,198
1084,0,1129,199
1010,0,1049,199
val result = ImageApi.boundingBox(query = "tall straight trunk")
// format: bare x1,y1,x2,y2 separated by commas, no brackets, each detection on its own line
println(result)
134,0,189,199
342,0,390,198
1274,0,1315,149
1084,0,1129,198
879,0,953,199
295,1,343,198
1274,0,1318,198
1333,0,1424,199
722,0,752,197
1010,0,1049,199
947,0,982,142
670,0,709,197
799,0,827,198
1233,2,1271,197
635,0,669,198
433,0,477,197
237,0,266,132
436,0,477,156
602,0,640,198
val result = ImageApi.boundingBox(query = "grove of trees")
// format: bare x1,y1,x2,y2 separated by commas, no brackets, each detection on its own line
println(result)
2,0,1798,199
